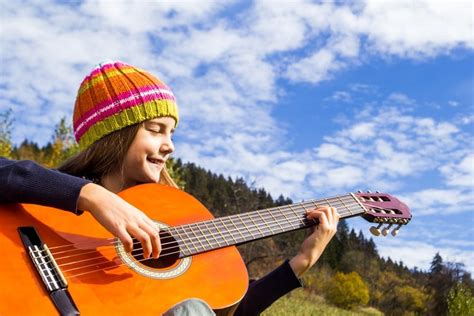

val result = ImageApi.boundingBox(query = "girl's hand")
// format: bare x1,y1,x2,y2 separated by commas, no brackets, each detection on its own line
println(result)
289,206,339,277
77,183,161,259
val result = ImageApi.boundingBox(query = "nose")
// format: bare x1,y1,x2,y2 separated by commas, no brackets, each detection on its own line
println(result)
160,135,174,155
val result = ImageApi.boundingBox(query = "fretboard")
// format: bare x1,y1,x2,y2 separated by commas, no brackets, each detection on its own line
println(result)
160,193,366,258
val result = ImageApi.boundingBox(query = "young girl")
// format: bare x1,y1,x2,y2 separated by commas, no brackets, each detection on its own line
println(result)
3,61,339,315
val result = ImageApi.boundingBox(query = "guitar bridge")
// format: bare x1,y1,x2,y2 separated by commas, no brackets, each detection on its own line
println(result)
18,226,80,316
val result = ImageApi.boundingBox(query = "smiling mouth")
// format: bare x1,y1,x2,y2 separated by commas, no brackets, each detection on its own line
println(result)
147,157,165,165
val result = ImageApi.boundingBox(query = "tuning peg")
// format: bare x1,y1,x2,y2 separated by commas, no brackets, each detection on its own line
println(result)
391,224,403,236
357,190,363,193
370,223,383,236
376,191,380,193
367,190,372,193
382,224,393,236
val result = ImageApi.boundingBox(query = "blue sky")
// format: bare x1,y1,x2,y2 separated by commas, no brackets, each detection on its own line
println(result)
1,0,473,273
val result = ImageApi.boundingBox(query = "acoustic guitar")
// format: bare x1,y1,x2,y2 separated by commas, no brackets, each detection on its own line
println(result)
0,184,411,315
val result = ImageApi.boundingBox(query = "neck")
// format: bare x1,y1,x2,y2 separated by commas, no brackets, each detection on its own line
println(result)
160,194,367,259
100,172,127,193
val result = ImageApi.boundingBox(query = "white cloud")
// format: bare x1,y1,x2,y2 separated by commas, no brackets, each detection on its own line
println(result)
348,122,376,140
378,239,474,274
349,83,377,94
2,0,472,145
402,188,474,216
317,143,353,163
448,100,459,107
1,0,473,274
386,93,416,106
285,48,344,84
440,154,474,188
329,91,352,103
360,0,474,57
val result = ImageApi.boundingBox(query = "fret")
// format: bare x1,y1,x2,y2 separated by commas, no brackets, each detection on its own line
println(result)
287,204,306,227
168,227,190,257
211,219,231,246
267,209,285,233
299,202,309,213
256,210,274,235
202,221,222,248
213,218,238,245
337,195,352,216
276,206,299,230
247,212,266,238
310,200,319,210
176,226,197,256
195,223,213,251
186,224,207,253
323,198,334,209
227,215,246,243
236,214,256,240
299,202,319,227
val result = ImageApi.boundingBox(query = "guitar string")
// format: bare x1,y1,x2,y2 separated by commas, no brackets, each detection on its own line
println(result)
64,216,344,278
46,194,360,252
49,195,361,257
50,203,362,275
51,199,364,265
58,214,318,270
53,203,364,273
50,197,361,260
51,196,361,259
64,207,396,279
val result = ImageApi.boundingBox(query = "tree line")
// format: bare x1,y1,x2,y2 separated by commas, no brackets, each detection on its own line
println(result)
1,113,473,315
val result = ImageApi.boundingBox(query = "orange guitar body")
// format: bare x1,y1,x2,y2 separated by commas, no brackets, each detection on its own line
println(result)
0,184,248,315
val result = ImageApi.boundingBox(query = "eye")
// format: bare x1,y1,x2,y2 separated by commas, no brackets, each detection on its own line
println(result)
146,127,161,134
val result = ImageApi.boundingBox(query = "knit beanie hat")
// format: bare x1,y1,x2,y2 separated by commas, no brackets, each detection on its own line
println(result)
73,61,179,149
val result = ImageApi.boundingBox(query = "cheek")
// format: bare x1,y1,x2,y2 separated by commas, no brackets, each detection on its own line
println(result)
124,145,145,167
127,141,155,165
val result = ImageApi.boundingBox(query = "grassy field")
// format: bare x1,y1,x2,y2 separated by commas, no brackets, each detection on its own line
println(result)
263,289,383,316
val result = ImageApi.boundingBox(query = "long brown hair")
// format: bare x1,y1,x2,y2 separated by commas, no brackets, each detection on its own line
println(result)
59,123,178,188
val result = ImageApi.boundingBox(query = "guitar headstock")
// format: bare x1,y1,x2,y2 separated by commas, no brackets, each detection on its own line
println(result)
354,191,412,237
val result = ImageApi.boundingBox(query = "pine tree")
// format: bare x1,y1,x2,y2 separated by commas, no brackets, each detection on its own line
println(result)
428,253,454,315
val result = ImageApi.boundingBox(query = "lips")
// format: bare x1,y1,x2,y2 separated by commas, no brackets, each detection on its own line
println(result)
147,157,165,165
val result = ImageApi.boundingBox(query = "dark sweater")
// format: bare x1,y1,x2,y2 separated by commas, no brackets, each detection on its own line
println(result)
0,157,302,315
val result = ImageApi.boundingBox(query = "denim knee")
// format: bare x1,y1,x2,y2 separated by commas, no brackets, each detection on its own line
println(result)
163,298,215,316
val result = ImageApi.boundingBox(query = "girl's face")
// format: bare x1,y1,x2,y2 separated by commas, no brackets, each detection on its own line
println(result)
121,117,175,187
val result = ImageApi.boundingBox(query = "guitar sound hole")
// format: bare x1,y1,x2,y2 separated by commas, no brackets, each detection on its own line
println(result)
131,230,180,269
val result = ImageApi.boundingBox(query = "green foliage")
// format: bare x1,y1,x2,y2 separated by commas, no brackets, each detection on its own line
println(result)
447,283,474,316
303,265,333,295
393,285,428,315
325,272,370,310
0,109,13,158
428,253,466,315
166,158,186,188
46,117,79,167
10,117,79,166
263,288,382,316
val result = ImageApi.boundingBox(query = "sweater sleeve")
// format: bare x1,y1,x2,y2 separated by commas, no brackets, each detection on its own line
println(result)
0,157,90,213
234,259,303,316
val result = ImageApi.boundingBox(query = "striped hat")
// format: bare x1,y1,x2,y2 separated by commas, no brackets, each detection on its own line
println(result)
73,61,179,149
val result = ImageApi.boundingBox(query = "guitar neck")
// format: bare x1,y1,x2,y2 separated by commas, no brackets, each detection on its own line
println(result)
162,194,367,258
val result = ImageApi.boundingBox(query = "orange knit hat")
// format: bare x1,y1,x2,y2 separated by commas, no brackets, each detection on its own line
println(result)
73,61,179,149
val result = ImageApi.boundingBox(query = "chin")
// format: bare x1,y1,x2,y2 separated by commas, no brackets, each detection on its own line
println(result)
147,174,161,184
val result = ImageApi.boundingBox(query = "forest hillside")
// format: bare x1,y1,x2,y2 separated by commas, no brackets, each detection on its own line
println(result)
1,114,473,315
